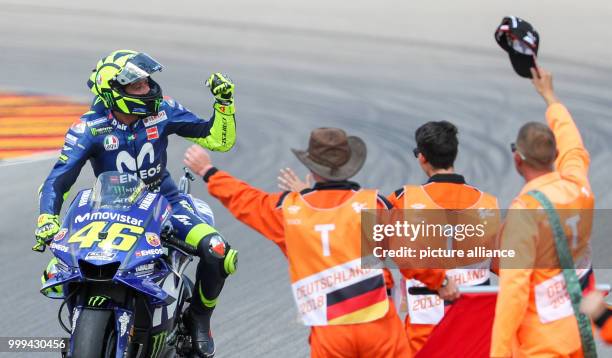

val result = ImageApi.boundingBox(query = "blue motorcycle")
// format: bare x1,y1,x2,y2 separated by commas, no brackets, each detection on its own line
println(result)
41,170,212,358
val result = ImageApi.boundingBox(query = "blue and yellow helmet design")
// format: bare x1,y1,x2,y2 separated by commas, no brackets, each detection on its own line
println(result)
87,50,164,116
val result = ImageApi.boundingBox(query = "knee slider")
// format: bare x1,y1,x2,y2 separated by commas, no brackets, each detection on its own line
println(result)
196,233,238,275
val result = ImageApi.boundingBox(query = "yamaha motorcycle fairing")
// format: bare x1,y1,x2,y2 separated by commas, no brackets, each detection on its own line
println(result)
41,170,210,358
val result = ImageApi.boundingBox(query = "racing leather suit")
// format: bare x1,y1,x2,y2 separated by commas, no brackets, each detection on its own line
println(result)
39,95,237,343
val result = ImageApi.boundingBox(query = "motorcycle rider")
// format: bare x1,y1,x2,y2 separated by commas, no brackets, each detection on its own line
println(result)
33,49,238,357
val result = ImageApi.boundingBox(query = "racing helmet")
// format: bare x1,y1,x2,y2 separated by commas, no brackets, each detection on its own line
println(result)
87,50,164,116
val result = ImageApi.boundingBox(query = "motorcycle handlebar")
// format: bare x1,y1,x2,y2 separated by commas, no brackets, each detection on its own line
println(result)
161,231,198,256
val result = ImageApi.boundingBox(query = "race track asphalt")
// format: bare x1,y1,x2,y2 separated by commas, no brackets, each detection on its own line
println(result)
0,1,610,356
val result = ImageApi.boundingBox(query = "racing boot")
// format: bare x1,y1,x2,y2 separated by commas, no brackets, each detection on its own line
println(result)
184,306,215,358
187,233,238,358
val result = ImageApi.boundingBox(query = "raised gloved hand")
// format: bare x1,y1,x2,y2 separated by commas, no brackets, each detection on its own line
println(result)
33,214,60,252
205,73,234,105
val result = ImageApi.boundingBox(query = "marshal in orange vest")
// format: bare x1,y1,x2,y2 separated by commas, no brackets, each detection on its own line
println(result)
282,189,389,326
399,182,500,353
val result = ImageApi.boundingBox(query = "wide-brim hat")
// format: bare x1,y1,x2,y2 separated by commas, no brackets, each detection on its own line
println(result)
291,128,367,181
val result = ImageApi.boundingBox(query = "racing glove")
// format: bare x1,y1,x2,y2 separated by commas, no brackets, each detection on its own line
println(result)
206,73,234,105
33,214,60,252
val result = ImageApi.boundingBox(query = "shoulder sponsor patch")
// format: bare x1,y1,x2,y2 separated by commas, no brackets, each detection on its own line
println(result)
71,122,86,134
146,126,159,140
143,110,167,127
103,135,119,151
91,126,113,136
111,119,128,131
87,117,108,127
65,133,78,146
58,154,69,163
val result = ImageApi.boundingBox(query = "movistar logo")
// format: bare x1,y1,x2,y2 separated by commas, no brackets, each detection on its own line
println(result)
150,331,167,358
87,295,110,307
116,142,154,172
74,212,144,226
116,142,161,179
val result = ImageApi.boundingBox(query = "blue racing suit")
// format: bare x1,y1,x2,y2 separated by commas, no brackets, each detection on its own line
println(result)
39,95,237,324
40,96,235,213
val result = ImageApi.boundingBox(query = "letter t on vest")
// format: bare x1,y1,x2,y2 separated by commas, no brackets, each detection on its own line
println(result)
315,224,335,257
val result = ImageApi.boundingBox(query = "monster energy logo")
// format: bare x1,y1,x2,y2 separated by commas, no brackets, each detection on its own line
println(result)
103,92,114,107
87,295,110,307
150,331,167,358
90,126,113,136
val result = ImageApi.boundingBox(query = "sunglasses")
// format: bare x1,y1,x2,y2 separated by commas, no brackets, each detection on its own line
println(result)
510,142,527,160
412,147,420,158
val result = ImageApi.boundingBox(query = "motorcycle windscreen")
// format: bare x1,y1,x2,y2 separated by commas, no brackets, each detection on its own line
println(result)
90,172,146,212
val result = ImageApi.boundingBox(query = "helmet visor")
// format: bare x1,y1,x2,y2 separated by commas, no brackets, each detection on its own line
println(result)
115,53,163,86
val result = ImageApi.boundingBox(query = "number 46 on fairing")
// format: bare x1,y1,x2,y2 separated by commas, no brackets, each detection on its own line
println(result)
68,221,144,251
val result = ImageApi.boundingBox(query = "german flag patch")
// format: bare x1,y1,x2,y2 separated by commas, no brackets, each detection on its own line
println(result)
326,275,388,324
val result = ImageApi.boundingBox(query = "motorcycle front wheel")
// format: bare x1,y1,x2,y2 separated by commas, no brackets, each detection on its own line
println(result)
71,308,114,358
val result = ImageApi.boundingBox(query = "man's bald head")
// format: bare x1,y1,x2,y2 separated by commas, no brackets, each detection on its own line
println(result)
516,122,557,170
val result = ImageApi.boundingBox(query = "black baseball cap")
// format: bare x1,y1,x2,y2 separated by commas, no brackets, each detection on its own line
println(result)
495,16,539,78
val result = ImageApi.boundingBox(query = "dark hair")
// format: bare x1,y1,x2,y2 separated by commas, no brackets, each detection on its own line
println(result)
516,122,556,169
415,121,458,169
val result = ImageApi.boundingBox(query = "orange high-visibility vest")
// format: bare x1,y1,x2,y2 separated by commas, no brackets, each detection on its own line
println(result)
282,189,389,326
402,184,500,324
505,190,593,324
491,103,596,357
